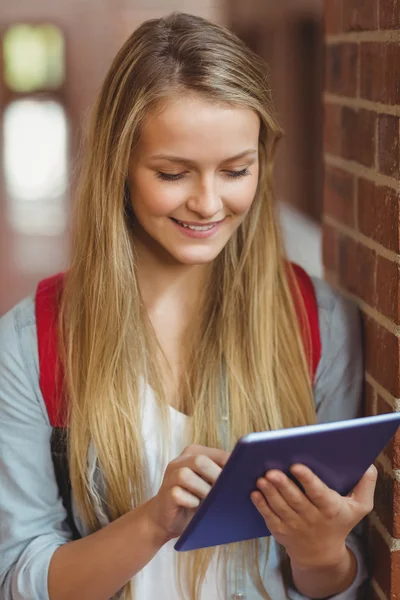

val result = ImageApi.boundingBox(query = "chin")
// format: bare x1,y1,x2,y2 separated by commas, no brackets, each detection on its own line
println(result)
172,249,221,265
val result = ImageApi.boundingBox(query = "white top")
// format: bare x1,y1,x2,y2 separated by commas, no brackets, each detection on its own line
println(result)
114,386,226,599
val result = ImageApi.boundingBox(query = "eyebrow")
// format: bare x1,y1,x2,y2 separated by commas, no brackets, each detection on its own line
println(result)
148,149,258,165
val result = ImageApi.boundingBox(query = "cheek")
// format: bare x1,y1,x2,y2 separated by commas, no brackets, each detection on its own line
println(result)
130,174,185,218
226,176,259,216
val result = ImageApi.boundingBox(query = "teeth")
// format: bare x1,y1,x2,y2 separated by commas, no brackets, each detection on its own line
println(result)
176,219,215,231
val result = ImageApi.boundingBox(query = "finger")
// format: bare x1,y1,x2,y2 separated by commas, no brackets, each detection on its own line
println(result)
170,485,201,509
181,444,230,468
189,454,224,485
174,450,226,485
290,464,339,512
257,476,299,522
349,465,377,512
265,470,314,517
169,453,222,485
172,466,212,499
251,490,282,530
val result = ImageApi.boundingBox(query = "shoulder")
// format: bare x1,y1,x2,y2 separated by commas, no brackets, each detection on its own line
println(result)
1,294,36,331
0,295,49,425
310,277,363,421
312,275,356,317
0,294,38,363
311,276,361,362
0,295,37,366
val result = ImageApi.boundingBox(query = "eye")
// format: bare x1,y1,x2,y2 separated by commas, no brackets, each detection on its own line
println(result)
225,168,250,179
156,171,186,182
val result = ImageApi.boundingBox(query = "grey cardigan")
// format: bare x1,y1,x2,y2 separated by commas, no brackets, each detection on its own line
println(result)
0,277,368,600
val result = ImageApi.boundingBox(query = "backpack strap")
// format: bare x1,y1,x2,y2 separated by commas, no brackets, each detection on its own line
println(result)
290,263,322,381
35,273,81,540
35,272,66,427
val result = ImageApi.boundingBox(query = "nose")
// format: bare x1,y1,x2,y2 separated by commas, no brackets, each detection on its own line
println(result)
186,175,223,220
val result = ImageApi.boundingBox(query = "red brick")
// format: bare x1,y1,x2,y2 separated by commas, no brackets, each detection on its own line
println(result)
343,0,378,31
368,525,400,597
380,0,400,28
368,525,391,596
376,256,400,323
339,237,376,305
342,108,376,167
390,549,400,593
375,462,394,536
378,114,400,178
392,421,400,471
323,103,341,155
365,316,400,397
377,395,400,470
360,43,384,103
376,394,394,462
377,395,392,416
325,44,358,97
394,482,400,539
324,165,355,226
322,222,339,272
358,180,400,253
360,43,400,105
375,394,396,465
374,463,400,555
324,0,343,34
378,393,400,477
364,380,377,416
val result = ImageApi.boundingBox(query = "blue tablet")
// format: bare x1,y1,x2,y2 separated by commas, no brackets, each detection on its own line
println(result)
174,412,400,552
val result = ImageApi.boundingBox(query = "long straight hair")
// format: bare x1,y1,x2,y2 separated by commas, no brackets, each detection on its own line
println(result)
59,12,316,599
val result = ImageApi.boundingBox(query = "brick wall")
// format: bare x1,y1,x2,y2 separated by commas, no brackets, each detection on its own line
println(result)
323,1,400,598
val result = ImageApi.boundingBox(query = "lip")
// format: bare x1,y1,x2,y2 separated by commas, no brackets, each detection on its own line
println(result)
171,218,225,226
169,217,225,239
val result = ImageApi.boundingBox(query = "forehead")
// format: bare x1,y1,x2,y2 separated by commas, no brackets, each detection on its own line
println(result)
137,94,260,162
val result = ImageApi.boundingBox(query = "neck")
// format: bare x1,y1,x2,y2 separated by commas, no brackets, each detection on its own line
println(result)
133,236,211,314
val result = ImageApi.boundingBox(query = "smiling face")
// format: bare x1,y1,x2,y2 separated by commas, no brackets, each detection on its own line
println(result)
128,93,260,265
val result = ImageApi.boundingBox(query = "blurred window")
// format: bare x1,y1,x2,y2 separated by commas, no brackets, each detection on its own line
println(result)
4,99,68,235
3,24,65,93
1,24,68,235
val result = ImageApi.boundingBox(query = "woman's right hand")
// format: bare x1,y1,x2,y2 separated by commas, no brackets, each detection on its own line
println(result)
144,444,230,543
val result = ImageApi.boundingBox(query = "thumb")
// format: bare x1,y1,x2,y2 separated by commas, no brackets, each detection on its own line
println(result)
349,464,378,511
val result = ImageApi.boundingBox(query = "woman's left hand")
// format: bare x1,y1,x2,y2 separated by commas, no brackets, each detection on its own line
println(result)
251,463,377,569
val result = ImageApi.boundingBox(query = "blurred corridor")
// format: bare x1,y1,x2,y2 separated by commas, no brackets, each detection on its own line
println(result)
0,0,324,314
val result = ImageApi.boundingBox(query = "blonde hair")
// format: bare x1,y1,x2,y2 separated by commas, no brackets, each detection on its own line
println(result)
60,12,316,599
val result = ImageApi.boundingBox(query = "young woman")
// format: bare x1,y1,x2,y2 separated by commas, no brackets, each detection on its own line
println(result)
0,12,377,600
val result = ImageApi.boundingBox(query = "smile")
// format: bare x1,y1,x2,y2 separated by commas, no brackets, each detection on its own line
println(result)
171,218,218,231
170,217,225,239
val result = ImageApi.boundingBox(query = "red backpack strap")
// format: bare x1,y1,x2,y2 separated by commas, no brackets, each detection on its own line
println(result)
290,263,322,383
35,272,81,540
35,272,66,427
